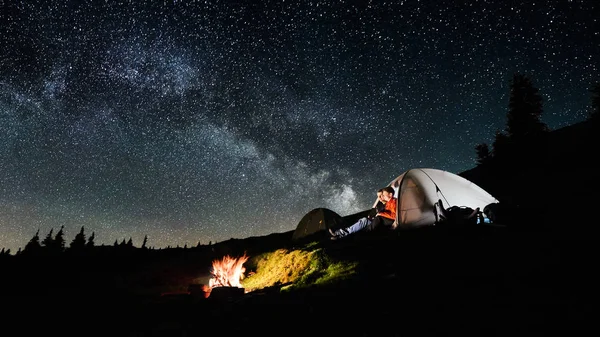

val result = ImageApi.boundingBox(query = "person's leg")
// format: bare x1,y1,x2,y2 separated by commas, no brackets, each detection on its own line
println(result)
367,216,382,231
331,217,371,238
367,216,394,231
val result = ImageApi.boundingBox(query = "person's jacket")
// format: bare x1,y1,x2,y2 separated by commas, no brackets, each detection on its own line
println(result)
377,197,397,221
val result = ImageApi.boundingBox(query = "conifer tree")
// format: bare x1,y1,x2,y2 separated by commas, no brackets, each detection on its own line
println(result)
41,228,54,249
86,232,95,248
54,225,66,253
23,229,42,255
69,226,87,252
506,73,548,142
141,235,148,249
475,143,491,166
492,130,510,158
126,237,133,247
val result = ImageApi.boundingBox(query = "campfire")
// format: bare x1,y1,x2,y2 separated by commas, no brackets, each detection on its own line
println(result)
201,253,249,298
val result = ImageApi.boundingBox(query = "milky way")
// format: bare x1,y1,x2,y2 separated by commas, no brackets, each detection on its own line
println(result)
1,0,598,252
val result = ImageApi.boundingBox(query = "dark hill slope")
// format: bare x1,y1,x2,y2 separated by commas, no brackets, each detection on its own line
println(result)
5,226,597,337
149,228,597,336
460,120,597,234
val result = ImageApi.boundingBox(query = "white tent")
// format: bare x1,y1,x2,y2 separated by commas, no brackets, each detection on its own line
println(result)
376,168,499,228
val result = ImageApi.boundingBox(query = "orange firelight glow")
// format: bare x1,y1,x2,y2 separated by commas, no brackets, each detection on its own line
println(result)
208,253,249,289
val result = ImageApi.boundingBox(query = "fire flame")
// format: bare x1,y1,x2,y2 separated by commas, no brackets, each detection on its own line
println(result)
208,253,249,289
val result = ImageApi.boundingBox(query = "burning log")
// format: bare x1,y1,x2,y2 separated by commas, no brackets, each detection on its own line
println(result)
200,253,250,301
208,253,249,289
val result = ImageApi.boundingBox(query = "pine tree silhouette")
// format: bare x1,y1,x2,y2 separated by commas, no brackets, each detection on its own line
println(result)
475,143,491,167
505,74,550,168
41,228,54,250
86,232,95,248
54,225,66,253
23,229,42,256
69,226,87,252
506,73,548,142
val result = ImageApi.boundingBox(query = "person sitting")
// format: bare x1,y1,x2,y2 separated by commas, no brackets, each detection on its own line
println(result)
368,188,386,219
329,186,397,240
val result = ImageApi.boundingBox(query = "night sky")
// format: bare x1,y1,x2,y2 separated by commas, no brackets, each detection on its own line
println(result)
1,1,598,252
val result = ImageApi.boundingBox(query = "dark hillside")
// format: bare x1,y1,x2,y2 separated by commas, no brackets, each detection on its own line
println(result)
460,119,598,234
5,226,596,336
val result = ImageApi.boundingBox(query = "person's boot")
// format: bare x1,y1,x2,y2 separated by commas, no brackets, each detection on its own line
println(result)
328,228,339,240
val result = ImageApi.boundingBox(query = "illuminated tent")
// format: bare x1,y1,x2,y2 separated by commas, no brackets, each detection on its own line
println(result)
379,168,499,228
292,168,499,241
292,208,343,241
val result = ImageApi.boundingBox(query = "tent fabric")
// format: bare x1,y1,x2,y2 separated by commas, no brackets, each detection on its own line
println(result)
292,208,343,241
375,168,499,229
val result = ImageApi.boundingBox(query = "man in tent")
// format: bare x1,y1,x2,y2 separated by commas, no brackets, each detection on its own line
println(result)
328,186,397,240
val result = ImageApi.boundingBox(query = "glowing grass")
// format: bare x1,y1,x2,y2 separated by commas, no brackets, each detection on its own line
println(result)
241,245,358,292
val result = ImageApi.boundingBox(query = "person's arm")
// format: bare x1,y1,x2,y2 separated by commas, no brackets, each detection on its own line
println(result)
377,198,397,220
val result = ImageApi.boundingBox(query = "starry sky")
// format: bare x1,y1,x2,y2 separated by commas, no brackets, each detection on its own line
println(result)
1,0,598,253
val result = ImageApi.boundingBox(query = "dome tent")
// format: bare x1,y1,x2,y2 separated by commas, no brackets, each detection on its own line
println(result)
381,168,499,229
292,208,343,242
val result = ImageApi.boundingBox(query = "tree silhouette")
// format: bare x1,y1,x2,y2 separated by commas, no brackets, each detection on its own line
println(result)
22,229,42,256
86,232,95,248
126,237,133,247
488,130,510,164
41,228,54,249
54,225,66,253
69,226,87,252
475,143,491,166
506,73,548,142
141,235,148,249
